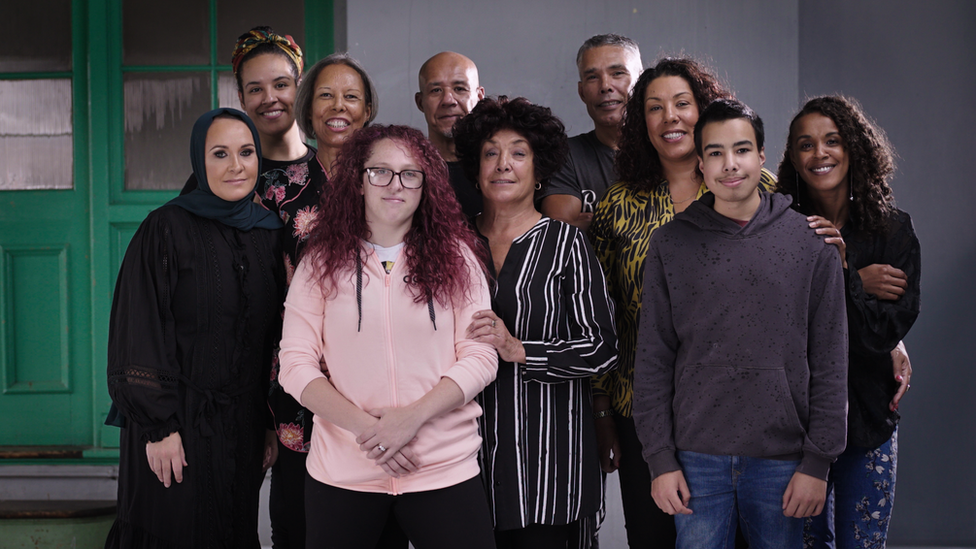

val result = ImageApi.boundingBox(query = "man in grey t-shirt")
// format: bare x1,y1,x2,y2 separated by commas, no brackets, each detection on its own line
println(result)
539,34,642,231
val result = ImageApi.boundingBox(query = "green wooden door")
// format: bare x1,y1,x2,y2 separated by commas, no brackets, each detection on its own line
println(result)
1,0,333,457
0,1,94,446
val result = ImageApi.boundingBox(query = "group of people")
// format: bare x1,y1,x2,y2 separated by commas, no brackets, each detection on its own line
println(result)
105,26,920,549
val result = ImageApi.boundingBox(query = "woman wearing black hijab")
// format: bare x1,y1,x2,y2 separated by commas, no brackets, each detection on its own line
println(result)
106,108,284,548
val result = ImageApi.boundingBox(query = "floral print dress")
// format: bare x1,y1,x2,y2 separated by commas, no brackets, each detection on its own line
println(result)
261,147,328,451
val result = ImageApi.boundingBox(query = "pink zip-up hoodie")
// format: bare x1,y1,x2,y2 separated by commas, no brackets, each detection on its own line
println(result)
279,245,497,494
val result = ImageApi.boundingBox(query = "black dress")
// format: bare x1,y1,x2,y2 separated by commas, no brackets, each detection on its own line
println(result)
106,205,283,548
259,147,325,450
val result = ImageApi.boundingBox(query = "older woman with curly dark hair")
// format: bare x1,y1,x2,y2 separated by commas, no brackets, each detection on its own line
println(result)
453,96,617,548
587,57,777,547
777,95,920,549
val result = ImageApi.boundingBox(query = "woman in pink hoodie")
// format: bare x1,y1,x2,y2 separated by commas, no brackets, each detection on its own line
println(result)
278,124,498,549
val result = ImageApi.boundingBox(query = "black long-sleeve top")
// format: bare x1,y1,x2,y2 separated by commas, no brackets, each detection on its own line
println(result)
842,208,921,448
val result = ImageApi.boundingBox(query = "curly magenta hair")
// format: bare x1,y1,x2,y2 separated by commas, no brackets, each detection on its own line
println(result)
302,124,486,306
615,57,732,191
776,95,896,235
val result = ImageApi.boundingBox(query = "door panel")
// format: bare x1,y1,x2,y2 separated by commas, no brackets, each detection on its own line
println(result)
0,196,92,445
3,246,70,394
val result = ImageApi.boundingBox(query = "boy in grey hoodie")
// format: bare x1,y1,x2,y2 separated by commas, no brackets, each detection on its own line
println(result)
633,99,848,549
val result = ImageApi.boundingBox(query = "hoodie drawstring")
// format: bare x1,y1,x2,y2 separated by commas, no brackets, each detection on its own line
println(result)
356,253,436,332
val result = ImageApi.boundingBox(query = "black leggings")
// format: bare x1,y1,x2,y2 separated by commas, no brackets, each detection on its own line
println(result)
305,474,495,549
616,415,677,548
272,445,407,549
269,443,308,548
494,521,577,549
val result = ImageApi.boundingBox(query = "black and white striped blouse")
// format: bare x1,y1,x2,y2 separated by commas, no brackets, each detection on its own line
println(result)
477,218,618,532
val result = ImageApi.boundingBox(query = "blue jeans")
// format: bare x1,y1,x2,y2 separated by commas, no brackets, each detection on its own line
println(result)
804,429,898,549
675,451,804,549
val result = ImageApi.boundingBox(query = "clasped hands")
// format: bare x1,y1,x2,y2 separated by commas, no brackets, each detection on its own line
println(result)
356,407,424,478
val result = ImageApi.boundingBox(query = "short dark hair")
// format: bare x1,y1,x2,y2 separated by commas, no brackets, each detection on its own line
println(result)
615,57,732,190
576,34,641,70
452,96,568,193
295,53,378,139
694,99,764,157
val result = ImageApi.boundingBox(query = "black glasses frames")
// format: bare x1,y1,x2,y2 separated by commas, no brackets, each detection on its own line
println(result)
363,167,426,189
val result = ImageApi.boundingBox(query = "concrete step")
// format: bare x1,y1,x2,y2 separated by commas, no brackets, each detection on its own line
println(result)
0,500,116,549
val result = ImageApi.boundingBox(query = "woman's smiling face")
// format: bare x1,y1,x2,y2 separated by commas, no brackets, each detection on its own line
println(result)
237,52,299,141
643,75,700,164
477,129,537,208
310,63,372,154
790,112,850,197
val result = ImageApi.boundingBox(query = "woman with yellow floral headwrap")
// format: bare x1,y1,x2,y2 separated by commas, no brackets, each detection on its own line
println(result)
224,26,320,549
232,26,306,161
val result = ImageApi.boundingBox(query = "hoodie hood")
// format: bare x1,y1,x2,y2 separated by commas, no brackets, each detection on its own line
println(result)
676,190,796,237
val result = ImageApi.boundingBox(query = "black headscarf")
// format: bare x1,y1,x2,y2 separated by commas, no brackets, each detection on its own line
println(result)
165,108,282,231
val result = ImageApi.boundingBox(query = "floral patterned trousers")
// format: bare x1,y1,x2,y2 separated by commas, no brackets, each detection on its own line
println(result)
805,429,898,549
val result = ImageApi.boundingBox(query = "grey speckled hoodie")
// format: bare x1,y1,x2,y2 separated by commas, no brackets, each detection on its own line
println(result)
633,191,848,481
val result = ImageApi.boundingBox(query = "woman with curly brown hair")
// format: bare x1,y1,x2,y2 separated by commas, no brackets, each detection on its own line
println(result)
453,96,617,548
277,124,497,549
588,57,777,548
777,95,920,548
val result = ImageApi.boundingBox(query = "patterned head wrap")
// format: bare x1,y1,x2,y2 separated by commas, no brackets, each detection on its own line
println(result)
232,27,304,77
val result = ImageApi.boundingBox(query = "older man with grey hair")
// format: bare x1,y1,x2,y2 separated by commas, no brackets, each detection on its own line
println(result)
553,35,680,549
539,34,642,232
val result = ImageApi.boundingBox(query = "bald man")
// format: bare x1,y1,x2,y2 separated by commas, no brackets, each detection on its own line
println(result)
416,51,485,219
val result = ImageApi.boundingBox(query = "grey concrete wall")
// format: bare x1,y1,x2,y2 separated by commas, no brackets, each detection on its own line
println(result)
800,0,976,544
344,0,797,165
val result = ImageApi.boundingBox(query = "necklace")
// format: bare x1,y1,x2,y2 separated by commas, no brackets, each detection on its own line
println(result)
669,190,697,204
668,177,702,205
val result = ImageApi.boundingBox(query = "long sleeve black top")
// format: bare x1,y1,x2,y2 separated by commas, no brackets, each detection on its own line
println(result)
842,208,921,448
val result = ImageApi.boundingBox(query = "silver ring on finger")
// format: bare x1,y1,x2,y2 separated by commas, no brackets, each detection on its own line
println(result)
377,445,387,453
491,319,496,328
